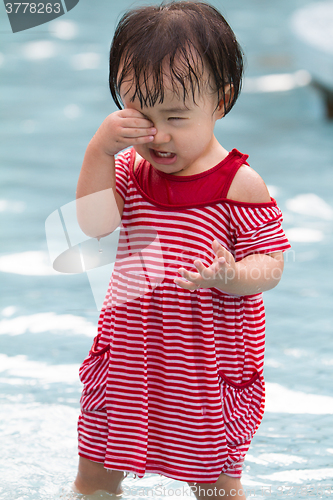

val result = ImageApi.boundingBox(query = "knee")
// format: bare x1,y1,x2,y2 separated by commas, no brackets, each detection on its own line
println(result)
186,475,244,499
74,457,125,496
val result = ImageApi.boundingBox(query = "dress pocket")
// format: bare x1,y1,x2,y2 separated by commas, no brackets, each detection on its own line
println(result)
79,335,110,411
218,370,264,446
79,334,110,384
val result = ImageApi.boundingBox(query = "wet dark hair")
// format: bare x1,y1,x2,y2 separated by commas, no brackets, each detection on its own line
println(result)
109,1,243,114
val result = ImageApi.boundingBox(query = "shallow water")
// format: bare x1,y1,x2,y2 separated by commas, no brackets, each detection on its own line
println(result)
1,0,333,499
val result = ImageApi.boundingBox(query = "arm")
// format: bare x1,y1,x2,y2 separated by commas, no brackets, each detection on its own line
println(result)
174,165,285,295
174,242,284,296
76,110,156,238
220,250,284,294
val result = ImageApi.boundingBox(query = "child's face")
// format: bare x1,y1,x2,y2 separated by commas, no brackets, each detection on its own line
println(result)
120,77,226,176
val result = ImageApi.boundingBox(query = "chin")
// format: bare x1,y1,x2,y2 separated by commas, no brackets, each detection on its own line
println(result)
153,165,184,175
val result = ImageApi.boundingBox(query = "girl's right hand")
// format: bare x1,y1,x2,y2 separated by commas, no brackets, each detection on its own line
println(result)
94,109,156,156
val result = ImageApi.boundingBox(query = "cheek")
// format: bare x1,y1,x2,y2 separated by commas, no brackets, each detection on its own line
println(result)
190,125,211,144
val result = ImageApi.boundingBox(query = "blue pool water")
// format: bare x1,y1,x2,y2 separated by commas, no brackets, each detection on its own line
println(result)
1,0,333,498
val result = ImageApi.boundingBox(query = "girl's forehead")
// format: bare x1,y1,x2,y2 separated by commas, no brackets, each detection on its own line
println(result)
119,67,213,108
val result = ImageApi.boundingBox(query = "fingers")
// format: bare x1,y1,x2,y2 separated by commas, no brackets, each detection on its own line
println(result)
173,277,199,291
118,109,155,130
120,116,154,129
178,267,201,282
174,242,236,291
120,118,155,136
212,239,227,256
174,267,202,291
122,128,156,140
116,110,156,143
118,107,153,125
174,252,231,291
212,239,234,264
175,258,227,290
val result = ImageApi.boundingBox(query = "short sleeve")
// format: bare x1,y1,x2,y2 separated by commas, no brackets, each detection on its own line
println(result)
114,148,134,201
229,200,291,261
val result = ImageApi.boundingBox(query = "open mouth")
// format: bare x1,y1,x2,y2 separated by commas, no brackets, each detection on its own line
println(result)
153,151,175,158
150,149,177,165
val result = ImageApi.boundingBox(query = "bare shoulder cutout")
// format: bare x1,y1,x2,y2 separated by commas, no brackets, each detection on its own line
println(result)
226,165,271,203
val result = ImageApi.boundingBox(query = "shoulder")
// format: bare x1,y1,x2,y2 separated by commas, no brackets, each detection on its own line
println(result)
226,164,271,203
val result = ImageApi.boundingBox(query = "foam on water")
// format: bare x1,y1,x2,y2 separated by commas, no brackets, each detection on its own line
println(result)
266,185,280,198
0,251,57,276
0,354,79,385
284,348,308,358
0,313,96,337
256,454,307,466
259,468,333,484
22,41,57,60
2,306,17,317
265,382,333,414
243,71,311,93
64,104,82,119
0,199,26,213
246,453,307,466
286,193,333,220
0,403,78,500
71,53,101,70
49,20,78,40
291,2,333,54
284,227,324,242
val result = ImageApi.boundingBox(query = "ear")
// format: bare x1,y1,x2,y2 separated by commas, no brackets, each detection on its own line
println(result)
215,84,234,118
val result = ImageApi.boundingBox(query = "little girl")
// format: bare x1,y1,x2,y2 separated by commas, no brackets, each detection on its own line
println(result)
73,2,291,498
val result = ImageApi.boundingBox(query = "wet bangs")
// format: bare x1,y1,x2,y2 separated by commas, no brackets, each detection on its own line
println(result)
109,2,244,113
118,42,207,108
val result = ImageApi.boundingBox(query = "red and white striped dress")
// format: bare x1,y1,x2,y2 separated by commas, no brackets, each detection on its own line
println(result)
77,147,291,482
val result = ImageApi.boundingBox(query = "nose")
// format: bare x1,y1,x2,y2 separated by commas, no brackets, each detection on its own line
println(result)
152,127,171,145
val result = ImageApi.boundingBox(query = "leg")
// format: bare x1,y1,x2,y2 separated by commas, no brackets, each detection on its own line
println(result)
72,456,125,496
187,473,245,500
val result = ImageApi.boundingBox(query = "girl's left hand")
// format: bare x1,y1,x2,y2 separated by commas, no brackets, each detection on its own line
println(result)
174,240,237,291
